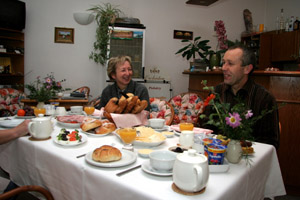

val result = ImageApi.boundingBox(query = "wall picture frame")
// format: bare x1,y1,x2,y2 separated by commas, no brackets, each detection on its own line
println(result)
173,30,193,40
54,27,74,44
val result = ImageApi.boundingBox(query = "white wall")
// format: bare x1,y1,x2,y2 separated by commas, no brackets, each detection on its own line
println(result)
22,0,300,99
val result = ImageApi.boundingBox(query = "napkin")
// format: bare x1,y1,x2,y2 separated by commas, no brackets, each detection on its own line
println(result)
170,125,214,135
111,110,149,128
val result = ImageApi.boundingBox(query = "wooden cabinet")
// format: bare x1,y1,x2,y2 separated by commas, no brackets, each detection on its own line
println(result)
0,28,24,90
242,30,300,70
184,71,300,196
271,30,300,62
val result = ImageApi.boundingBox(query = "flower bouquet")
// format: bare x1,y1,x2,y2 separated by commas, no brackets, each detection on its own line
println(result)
25,72,70,102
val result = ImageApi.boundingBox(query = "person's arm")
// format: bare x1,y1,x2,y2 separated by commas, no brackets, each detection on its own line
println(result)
0,120,30,145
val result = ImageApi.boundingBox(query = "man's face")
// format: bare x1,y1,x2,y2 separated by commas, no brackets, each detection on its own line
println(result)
222,48,251,92
112,61,133,89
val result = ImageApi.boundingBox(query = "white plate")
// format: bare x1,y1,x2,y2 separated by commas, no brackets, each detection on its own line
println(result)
56,120,81,128
80,129,112,137
152,125,169,132
53,133,87,146
209,160,230,173
0,118,25,128
15,115,35,119
141,160,172,176
85,150,137,168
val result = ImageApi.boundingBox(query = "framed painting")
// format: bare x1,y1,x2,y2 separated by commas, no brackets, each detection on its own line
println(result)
54,27,74,43
173,30,193,40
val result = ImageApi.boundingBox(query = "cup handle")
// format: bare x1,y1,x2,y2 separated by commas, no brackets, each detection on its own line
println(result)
193,165,203,192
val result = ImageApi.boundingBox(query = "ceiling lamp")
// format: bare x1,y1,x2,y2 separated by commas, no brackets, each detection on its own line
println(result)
73,12,94,25
186,0,218,6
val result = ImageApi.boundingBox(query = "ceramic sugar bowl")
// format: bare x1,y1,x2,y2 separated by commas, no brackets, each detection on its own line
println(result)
173,149,209,192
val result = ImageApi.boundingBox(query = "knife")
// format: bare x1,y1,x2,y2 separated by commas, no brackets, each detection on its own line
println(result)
116,165,141,177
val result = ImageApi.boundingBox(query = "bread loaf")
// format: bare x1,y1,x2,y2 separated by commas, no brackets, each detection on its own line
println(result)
92,145,122,162
80,118,102,132
95,120,116,134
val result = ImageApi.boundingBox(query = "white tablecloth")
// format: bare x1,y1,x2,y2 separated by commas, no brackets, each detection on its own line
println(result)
0,123,286,200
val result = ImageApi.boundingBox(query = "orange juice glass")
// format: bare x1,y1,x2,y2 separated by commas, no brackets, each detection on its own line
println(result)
119,128,137,151
84,106,95,116
34,108,46,117
179,122,194,131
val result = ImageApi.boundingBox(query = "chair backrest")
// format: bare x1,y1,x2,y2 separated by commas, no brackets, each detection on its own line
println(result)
0,185,54,200
0,88,26,116
89,96,101,108
73,86,90,99
168,92,204,125
149,97,174,126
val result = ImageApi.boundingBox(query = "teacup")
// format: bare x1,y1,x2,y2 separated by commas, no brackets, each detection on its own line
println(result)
148,118,165,129
55,107,66,116
28,117,53,139
70,106,83,114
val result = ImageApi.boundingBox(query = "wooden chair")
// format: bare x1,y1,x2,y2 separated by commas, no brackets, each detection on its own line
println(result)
168,92,204,125
0,88,26,116
72,86,90,99
89,96,101,108
0,185,54,200
149,97,174,126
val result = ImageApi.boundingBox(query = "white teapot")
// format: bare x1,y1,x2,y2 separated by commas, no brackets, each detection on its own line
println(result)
173,149,209,192
28,117,53,139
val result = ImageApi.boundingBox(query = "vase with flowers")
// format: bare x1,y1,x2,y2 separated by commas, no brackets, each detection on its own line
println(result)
200,80,278,164
25,72,70,107
209,20,228,69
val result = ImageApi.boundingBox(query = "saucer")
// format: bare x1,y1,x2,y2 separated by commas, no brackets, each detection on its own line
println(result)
152,125,169,132
141,160,172,176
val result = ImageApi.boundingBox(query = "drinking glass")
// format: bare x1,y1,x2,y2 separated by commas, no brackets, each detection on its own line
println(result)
118,128,137,151
84,106,95,116
34,107,46,117
179,122,194,131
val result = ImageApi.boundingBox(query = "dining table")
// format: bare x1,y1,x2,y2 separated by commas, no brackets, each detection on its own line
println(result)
0,117,286,200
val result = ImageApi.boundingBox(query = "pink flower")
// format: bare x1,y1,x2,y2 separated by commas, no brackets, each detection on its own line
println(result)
245,110,253,119
215,20,228,51
225,112,241,128
45,77,52,84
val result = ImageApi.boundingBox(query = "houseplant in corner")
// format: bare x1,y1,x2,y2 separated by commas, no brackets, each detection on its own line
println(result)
175,36,212,71
88,3,121,65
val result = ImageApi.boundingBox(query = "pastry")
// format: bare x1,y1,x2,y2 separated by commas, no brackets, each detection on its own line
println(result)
123,96,139,113
80,118,102,132
131,100,148,114
115,96,128,114
92,145,122,162
104,97,119,113
103,111,114,123
95,120,116,134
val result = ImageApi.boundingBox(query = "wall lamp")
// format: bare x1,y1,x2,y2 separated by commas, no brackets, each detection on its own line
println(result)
73,12,94,25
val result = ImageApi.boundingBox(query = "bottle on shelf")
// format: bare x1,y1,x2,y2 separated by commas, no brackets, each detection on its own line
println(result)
285,18,289,32
276,16,280,33
294,17,299,31
289,16,294,31
279,9,285,32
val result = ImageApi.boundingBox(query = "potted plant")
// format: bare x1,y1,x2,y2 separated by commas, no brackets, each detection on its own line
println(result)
88,3,121,65
175,36,212,71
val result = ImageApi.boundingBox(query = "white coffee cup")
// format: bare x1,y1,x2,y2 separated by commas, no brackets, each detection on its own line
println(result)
28,117,53,139
55,107,66,116
70,106,83,114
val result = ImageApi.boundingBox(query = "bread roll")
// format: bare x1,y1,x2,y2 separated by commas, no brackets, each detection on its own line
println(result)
80,118,102,132
104,97,119,113
115,96,127,114
95,120,116,134
92,145,122,162
132,100,148,114
123,96,138,113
